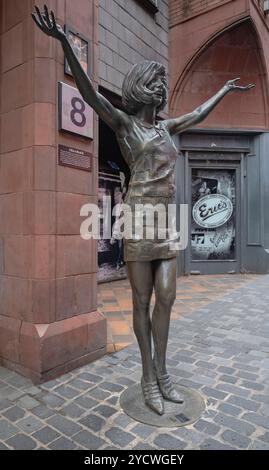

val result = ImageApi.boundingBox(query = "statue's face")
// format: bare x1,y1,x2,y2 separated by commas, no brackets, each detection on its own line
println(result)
147,71,168,107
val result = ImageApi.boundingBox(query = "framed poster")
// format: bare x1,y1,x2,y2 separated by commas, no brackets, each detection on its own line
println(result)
191,169,236,261
58,81,93,139
64,26,92,77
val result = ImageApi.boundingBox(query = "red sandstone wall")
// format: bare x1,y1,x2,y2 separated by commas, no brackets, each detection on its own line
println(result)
170,0,235,27
0,0,106,381
169,0,269,129
172,22,267,129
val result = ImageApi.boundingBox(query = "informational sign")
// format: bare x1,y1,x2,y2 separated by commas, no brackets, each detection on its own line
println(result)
58,81,93,139
192,194,233,229
191,169,236,261
58,145,92,172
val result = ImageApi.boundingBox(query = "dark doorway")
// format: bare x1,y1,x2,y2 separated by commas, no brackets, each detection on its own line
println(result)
98,88,130,283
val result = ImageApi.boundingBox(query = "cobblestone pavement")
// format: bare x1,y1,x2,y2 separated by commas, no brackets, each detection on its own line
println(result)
1,274,269,450
99,274,257,352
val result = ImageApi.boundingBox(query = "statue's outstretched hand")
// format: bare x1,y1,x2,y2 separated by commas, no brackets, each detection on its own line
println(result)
225,78,255,92
32,4,65,41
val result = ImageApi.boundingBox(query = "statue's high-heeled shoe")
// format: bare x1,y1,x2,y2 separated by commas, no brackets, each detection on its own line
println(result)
156,373,184,403
153,357,184,403
141,377,164,415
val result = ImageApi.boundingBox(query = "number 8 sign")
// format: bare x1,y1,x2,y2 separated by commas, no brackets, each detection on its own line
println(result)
58,81,93,139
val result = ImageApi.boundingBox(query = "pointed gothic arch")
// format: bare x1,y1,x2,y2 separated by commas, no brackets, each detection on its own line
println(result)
170,18,268,129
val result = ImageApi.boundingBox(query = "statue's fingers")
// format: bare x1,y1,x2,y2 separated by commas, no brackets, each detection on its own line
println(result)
43,4,52,28
237,85,254,91
35,5,47,29
233,77,241,83
50,10,57,29
31,13,44,31
241,84,255,90
34,5,43,20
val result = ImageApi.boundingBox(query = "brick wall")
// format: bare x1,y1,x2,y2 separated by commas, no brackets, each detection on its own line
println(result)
0,0,106,382
170,0,235,27
99,0,169,99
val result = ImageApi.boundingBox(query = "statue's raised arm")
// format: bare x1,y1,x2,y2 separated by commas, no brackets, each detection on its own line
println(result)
165,78,255,136
32,5,130,134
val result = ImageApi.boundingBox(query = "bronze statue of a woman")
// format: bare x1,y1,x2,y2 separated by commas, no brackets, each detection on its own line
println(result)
32,5,254,416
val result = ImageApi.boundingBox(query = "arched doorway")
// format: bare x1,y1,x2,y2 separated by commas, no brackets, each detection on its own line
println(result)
171,21,269,275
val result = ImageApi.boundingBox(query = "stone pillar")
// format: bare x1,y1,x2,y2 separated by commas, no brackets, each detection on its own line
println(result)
0,0,106,383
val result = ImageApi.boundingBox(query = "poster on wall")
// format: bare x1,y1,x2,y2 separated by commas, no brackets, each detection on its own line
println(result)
64,26,92,77
98,162,128,283
191,169,236,261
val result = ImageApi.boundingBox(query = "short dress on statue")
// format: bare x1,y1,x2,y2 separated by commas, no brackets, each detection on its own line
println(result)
116,116,180,262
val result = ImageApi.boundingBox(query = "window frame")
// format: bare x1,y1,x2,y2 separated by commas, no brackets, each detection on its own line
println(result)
135,0,159,14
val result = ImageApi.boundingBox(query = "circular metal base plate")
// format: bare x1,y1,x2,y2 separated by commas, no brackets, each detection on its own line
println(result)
120,383,205,427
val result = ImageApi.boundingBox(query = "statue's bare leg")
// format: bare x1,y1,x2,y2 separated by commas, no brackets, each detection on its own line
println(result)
127,261,154,381
151,257,184,403
151,257,176,374
127,260,164,415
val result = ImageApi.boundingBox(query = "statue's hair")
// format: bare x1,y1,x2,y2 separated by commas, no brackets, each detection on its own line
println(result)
122,61,168,115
